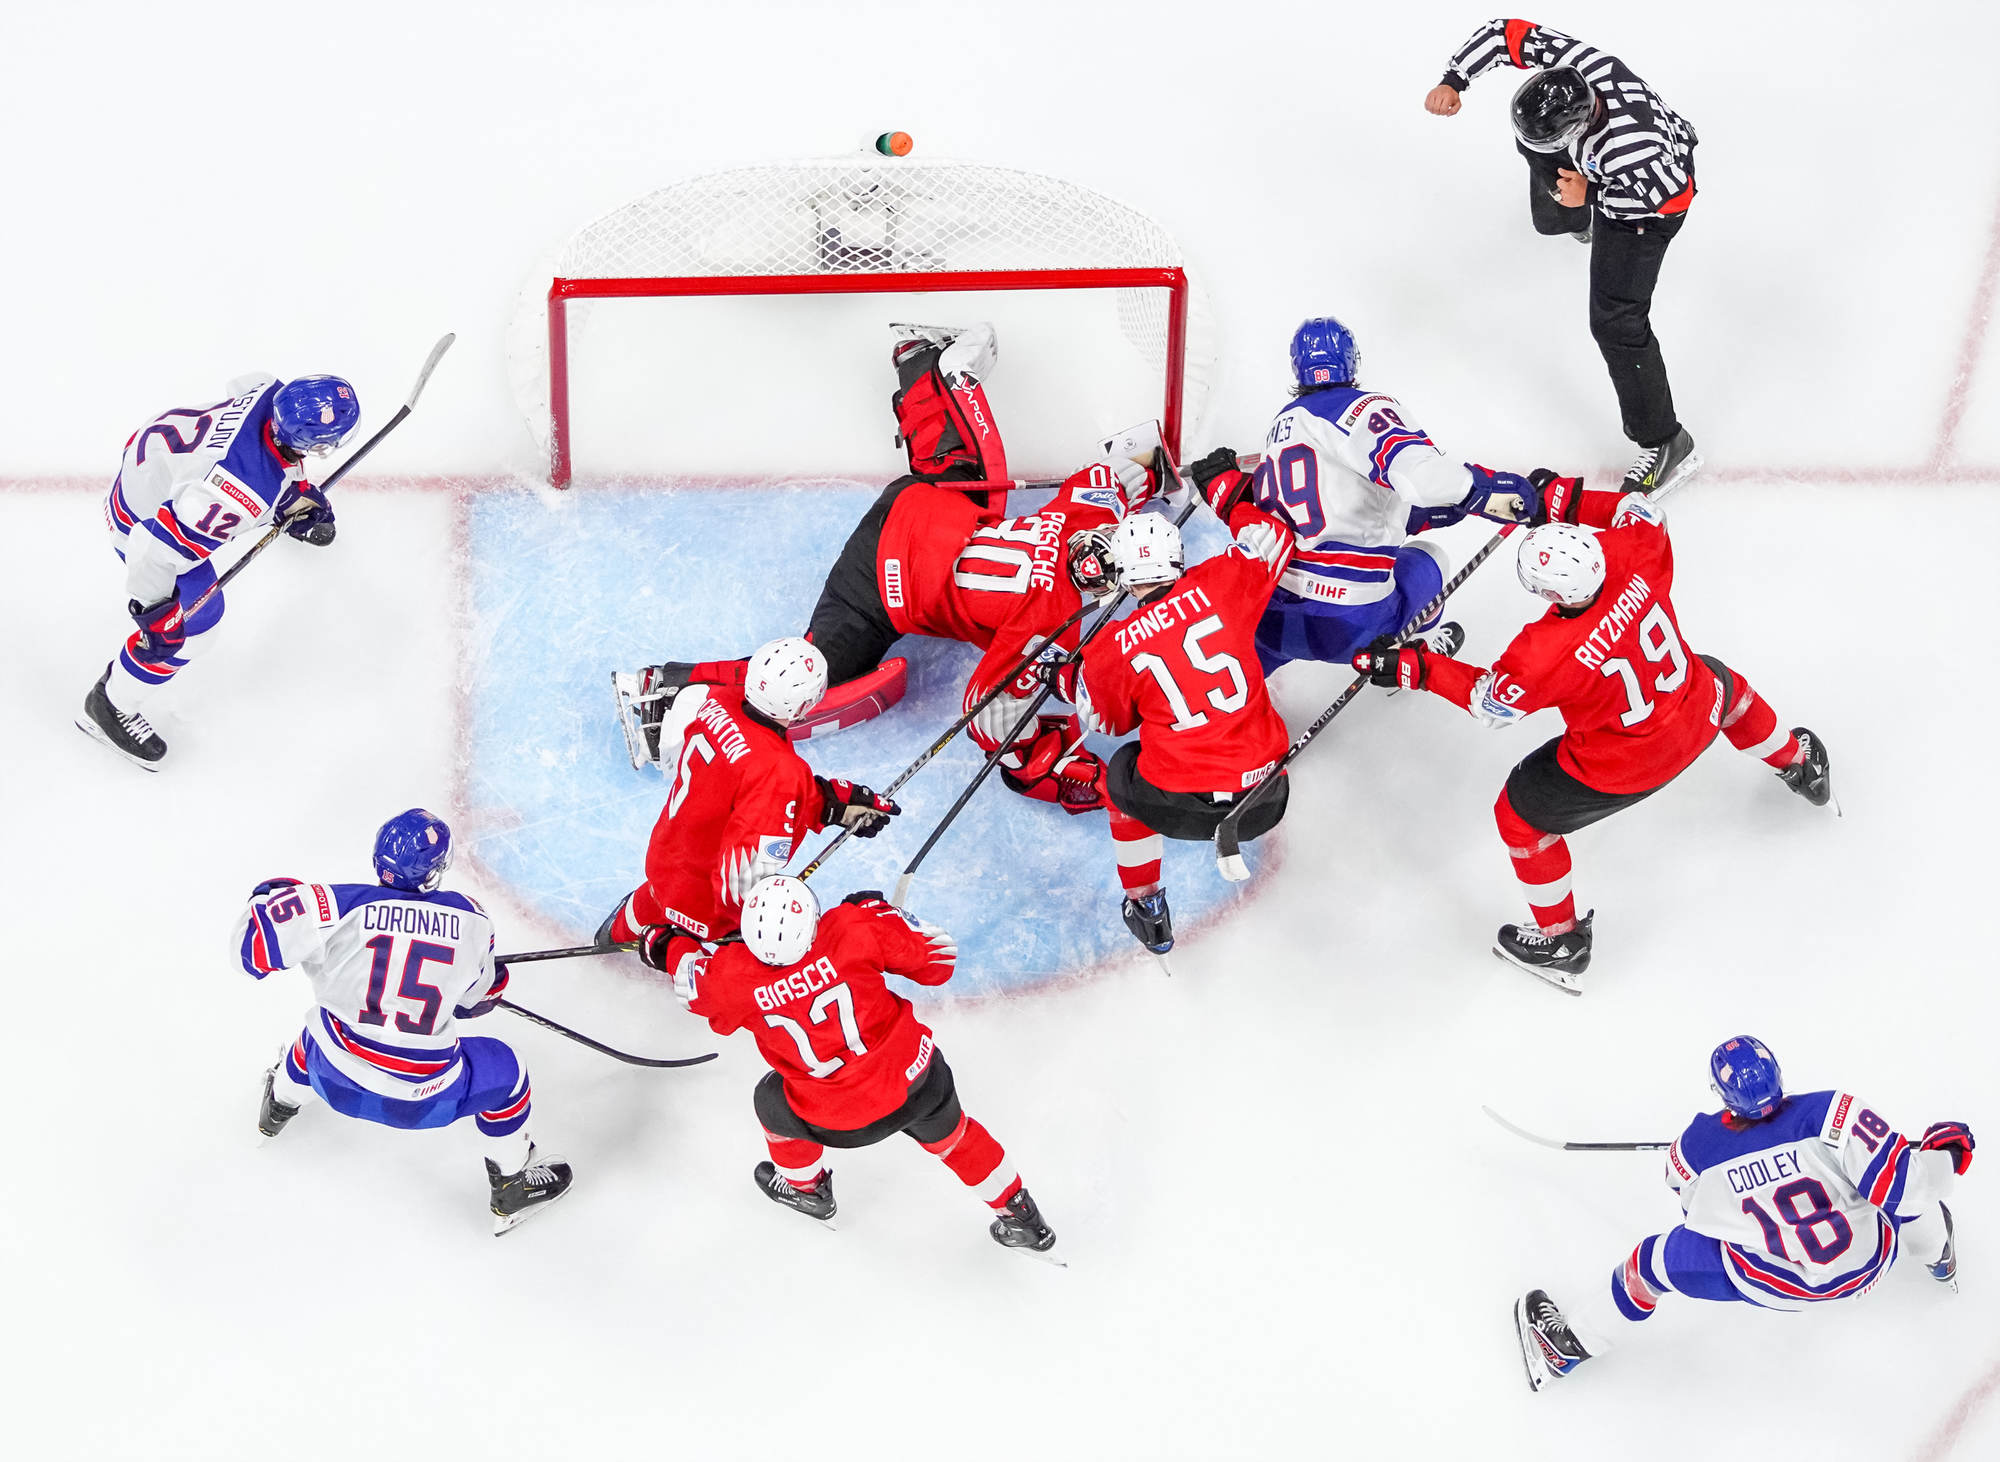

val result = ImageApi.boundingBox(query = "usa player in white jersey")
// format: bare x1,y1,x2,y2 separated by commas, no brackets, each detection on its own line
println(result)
1514,1036,1973,1391
1242,317,1552,674
79,373,359,769
233,809,574,1235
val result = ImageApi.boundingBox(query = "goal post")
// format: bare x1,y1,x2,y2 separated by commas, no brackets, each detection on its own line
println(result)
519,158,1215,487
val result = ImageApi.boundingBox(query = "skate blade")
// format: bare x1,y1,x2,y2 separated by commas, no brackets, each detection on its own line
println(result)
74,715,162,772
609,671,654,772
1009,1245,1067,1268
1650,451,1705,501
1512,1297,1551,1393
1491,944,1584,996
1150,950,1175,977
491,1189,572,1237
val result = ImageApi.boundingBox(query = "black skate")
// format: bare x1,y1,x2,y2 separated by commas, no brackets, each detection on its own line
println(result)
1930,1203,1958,1290
257,1066,301,1139
1122,890,1175,974
1777,727,1832,807
486,1145,574,1236
77,665,166,770
1622,427,1701,498
753,1161,837,1223
1493,911,1595,995
1513,1289,1592,1392
989,1186,1058,1255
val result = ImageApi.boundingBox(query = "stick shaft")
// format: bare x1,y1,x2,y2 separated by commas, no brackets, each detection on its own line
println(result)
494,942,634,965
498,998,715,1069
1481,1105,1670,1151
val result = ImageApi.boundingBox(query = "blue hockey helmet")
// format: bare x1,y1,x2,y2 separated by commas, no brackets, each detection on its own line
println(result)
271,375,360,458
374,808,453,891
1710,1035,1784,1120
1289,317,1360,392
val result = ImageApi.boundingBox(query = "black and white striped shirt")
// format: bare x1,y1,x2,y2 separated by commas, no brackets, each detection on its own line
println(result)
1442,20,1697,221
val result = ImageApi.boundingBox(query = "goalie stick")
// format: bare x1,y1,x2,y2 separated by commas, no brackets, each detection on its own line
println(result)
499,997,716,1069
1481,1105,1670,1151
184,332,456,619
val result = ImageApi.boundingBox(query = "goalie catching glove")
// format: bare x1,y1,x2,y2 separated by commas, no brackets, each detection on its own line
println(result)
816,776,900,837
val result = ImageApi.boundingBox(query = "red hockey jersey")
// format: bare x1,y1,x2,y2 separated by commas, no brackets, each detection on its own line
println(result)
1425,490,1723,794
876,466,1127,707
631,684,829,941
1073,505,1292,794
687,898,959,1131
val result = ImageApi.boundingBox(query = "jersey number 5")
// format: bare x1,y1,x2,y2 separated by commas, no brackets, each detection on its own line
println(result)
667,732,716,818
764,984,868,1078
1132,615,1249,731
1599,603,1689,728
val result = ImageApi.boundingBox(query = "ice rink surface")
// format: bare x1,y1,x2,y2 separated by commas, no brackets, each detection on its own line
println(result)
5,2,1999,1458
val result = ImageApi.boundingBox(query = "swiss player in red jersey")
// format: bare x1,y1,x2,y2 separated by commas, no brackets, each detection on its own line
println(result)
1038,450,1297,961
1354,479,1832,990
596,636,900,953
620,323,1161,814
660,875,1057,1253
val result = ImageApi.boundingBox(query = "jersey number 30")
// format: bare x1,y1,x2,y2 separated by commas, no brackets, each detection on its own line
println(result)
1599,603,1689,728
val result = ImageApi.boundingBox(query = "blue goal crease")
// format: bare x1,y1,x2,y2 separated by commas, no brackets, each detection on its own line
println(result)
462,481,1263,998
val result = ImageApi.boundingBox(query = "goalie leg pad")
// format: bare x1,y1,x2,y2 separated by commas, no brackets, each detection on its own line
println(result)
892,357,1007,484
786,657,909,742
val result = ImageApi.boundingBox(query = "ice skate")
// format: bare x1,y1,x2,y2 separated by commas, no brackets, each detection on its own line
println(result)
1622,427,1701,498
1777,727,1832,808
1122,890,1175,973
77,664,165,770
1513,1289,1591,1392
485,1145,574,1235
1493,911,1594,994
753,1161,837,1224
256,1066,301,1140
1930,1204,1958,1291
611,660,697,769
989,1186,1060,1260
890,321,996,385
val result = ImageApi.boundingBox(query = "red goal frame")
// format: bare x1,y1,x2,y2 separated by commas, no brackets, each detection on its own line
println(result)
544,266,1190,487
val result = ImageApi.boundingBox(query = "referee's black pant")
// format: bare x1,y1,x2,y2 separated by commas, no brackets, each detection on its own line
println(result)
1519,142,1689,450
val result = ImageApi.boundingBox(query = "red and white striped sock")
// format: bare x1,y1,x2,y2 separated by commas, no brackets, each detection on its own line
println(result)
920,1113,1021,1210
1718,672,1801,769
1108,803,1163,897
763,1132,826,1189
1496,789,1577,934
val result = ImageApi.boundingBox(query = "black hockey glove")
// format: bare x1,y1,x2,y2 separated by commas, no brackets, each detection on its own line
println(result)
817,776,900,837
1030,644,1079,702
637,924,699,974
1188,446,1252,518
1351,636,1430,691
277,483,337,546
1528,469,1585,526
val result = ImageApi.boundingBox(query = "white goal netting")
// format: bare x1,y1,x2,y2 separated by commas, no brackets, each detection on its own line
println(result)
507,158,1217,482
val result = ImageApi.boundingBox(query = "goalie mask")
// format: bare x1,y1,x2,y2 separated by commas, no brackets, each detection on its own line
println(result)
744,637,828,724
741,876,820,968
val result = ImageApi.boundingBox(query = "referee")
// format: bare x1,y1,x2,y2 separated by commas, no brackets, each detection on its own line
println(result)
1428,20,1700,496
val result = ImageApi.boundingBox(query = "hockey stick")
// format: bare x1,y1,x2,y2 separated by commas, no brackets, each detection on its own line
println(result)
498,997,716,1069
1481,1105,1669,1151
795,597,1098,882
890,490,1204,908
1211,522,1520,879
183,333,456,618
939,454,1262,500
494,941,636,965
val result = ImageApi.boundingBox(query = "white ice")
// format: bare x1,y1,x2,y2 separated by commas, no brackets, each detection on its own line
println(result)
4,2,1998,1458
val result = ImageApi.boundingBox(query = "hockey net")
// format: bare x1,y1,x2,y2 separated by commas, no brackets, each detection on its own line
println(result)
510,158,1216,485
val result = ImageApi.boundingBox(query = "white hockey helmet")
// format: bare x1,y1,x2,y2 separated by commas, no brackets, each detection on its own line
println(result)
741,875,821,967
743,636,828,724
1106,513,1185,592
1516,524,1606,609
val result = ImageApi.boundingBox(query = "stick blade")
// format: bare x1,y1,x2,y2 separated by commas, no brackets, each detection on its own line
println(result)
405,332,457,409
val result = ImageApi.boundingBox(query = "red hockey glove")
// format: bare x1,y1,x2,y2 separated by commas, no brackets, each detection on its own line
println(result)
1067,528,1115,596
1351,639,1429,690
1030,644,1079,702
1189,446,1252,518
129,593,187,658
817,777,900,837
1920,1120,1976,1175
1529,470,1585,526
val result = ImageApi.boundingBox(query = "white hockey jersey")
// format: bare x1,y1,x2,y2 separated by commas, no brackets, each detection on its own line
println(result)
233,880,505,1101
106,374,306,605
1667,1090,1954,1307
1252,386,1475,607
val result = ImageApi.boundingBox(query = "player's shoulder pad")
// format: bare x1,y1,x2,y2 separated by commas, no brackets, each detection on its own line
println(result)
1816,1091,1865,1150
1611,491,1665,530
